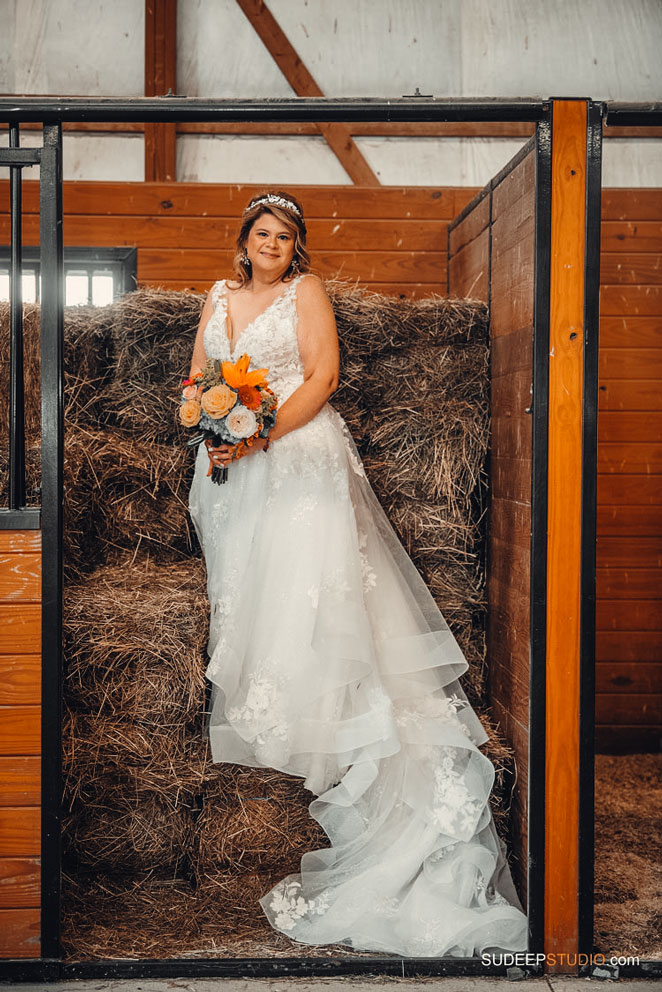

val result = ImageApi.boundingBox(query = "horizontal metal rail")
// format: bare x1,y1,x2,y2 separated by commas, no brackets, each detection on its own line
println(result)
0,95,550,123
604,101,662,126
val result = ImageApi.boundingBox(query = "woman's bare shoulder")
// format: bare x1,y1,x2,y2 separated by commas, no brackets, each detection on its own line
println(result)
295,273,330,302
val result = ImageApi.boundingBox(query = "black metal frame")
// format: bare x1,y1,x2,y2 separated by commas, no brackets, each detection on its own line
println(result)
0,95,653,982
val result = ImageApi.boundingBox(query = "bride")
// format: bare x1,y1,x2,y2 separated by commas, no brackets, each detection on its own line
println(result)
187,191,528,957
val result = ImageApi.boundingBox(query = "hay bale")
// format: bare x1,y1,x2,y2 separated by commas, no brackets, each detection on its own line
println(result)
0,301,116,443
62,429,198,576
100,289,205,441
63,555,209,720
192,767,329,885
61,869,359,959
63,786,195,874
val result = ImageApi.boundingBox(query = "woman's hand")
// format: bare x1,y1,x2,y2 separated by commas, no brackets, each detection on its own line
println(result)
204,437,266,476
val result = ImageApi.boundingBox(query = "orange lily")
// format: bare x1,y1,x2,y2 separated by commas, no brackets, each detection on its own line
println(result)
222,353,268,390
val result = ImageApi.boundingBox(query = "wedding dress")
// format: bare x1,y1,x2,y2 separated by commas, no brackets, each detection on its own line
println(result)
188,274,529,957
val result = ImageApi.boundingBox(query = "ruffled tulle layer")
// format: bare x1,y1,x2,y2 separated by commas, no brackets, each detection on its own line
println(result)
188,404,528,957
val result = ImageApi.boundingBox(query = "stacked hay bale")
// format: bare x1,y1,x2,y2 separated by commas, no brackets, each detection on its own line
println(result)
0,285,515,960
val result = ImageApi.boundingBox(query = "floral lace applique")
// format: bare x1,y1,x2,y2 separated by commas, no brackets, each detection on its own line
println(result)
432,755,483,837
269,881,330,932
226,668,286,729
357,531,377,593
395,693,466,729
367,685,394,738
340,421,367,479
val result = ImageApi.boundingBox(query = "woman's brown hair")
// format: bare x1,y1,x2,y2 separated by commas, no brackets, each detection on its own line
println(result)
229,191,310,288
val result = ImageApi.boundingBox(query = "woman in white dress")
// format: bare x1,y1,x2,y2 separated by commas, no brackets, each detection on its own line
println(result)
187,191,529,957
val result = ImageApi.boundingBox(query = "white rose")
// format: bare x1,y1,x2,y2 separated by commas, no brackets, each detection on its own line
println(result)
225,404,258,439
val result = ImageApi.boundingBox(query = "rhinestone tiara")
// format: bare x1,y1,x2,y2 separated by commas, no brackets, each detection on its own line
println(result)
245,194,302,218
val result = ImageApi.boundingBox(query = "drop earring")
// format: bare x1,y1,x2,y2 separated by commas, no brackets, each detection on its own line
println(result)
241,250,251,267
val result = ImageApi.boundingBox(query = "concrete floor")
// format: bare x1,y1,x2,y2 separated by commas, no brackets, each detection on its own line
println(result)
1,977,660,991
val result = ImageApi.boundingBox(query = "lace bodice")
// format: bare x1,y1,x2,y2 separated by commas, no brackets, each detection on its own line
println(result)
204,276,306,404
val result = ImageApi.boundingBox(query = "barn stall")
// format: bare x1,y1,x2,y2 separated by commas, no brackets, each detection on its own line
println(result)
0,91,660,982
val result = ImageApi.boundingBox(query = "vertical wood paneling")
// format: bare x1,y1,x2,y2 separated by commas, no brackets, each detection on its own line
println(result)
447,148,535,911
545,98,587,962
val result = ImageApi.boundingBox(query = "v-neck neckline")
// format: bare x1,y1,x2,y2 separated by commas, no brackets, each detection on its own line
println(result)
224,277,300,357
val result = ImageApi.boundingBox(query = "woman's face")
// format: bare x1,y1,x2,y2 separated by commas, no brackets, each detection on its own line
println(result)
244,212,295,280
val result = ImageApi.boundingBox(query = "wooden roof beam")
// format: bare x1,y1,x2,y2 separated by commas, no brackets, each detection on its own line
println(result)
234,0,380,186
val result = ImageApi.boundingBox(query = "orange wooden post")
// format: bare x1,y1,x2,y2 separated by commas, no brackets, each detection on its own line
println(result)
545,98,594,973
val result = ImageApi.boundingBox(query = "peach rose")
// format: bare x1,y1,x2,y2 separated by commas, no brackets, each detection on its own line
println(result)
201,384,237,419
182,384,199,400
179,399,201,427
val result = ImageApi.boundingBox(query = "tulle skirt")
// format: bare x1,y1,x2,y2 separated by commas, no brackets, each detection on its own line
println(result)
188,403,528,957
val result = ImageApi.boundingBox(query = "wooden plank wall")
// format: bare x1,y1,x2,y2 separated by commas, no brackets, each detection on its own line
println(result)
0,181,460,299
0,530,41,959
448,147,536,909
597,189,662,753
452,184,662,754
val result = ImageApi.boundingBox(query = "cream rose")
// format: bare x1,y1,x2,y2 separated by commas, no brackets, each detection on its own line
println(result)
179,399,202,427
226,405,258,439
201,384,237,419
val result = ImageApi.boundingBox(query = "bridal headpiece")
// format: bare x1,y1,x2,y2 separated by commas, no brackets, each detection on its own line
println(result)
245,194,302,218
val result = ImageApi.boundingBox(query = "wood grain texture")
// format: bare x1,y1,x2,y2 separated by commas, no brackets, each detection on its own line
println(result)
545,98,587,962
596,661,662,693
1,180,455,219
0,707,40,756
0,214,448,253
598,379,662,411
596,692,662,725
0,858,40,908
597,630,661,662
448,147,536,915
0,533,40,554
0,808,40,856
446,229,489,301
0,606,41,654
597,505,661,535
0,907,40,958
0,555,41,602
0,656,40,705
0,758,40,806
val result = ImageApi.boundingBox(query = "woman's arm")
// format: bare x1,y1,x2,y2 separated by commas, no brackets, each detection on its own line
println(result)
268,274,339,442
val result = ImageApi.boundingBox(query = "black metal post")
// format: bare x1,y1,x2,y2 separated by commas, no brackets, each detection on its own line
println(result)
578,99,602,960
39,121,64,962
8,123,26,511
528,114,553,956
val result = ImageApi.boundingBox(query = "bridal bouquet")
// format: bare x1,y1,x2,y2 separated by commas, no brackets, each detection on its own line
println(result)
179,353,278,484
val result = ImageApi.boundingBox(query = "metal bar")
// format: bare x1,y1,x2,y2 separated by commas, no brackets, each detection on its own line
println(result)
604,102,662,126
0,95,549,123
8,123,26,511
61,956,536,980
577,99,602,958
39,121,64,962
528,114,553,955
0,508,41,529
0,147,42,165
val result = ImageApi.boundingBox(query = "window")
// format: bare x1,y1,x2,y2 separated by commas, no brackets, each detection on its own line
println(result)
0,246,137,306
